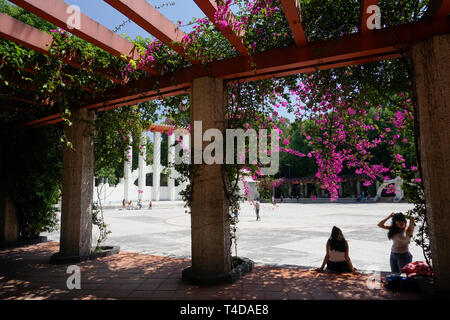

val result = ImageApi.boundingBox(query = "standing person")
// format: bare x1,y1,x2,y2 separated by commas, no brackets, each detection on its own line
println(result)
378,212,415,273
255,201,261,221
233,207,239,222
122,199,126,209
316,226,356,273
280,194,284,203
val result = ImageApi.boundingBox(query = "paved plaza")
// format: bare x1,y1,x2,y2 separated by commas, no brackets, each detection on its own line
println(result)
45,202,424,272
0,242,419,300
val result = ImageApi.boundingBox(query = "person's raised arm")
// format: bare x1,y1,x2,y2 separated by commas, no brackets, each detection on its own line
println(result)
378,212,395,230
315,241,330,272
406,216,415,237
344,241,356,273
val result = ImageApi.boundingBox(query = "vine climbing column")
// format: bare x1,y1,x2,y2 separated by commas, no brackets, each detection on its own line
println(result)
182,76,231,284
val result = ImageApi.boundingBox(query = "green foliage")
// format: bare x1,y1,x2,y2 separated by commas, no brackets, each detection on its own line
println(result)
0,0,433,260
0,124,61,239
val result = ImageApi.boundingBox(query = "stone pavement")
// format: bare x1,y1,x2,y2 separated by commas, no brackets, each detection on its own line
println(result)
45,202,424,272
0,242,420,300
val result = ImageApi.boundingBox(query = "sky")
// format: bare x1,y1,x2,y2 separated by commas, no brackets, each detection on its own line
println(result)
64,0,206,38
54,1,296,123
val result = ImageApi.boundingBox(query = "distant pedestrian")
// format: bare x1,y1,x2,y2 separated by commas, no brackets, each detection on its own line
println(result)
149,201,153,210
271,196,275,205
137,199,142,209
233,208,239,222
122,199,126,209
255,201,260,221
280,194,284,202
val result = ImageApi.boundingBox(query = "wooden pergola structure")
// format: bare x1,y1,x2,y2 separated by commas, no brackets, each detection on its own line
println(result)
0,0,449,291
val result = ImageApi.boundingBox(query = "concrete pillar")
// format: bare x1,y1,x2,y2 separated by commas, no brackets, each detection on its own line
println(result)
123,134,133,202
153,132,161,201
183,76,230,281
138,132,147,201
0,136,18,243
411,33,450,293
168,133,176,201
59,108,94,260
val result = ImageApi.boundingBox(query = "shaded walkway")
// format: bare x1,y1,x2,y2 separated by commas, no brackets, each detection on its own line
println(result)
0,242,420,300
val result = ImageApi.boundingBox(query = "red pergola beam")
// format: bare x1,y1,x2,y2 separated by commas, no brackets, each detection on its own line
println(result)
279,0,308,47
25,113,61,128
23,17,450,127
0,13,126,85
8,0,158,76
86,17,450,107
25,87,190,128
0,12,53,54
104,0,188,58
193,0,249,56
425,0,450,20
147,124,180,133
360,0,379,35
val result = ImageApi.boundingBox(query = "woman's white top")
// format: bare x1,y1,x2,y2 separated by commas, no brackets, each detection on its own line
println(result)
391,231,411,254
329,249,346,262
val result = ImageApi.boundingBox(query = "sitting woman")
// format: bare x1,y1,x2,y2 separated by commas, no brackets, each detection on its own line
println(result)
316,226,356,273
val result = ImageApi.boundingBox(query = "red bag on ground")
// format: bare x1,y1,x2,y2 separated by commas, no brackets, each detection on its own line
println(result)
401,261,433,278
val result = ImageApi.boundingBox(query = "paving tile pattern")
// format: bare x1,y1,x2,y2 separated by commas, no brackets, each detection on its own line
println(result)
0,242,420,300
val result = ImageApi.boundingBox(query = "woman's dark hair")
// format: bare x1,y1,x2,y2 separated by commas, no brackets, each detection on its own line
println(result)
388,213,407,239
328,226,346,252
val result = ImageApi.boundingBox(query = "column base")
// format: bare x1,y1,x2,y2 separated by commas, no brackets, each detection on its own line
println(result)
182,257,254,286
50,245,120,264
0,236,47,249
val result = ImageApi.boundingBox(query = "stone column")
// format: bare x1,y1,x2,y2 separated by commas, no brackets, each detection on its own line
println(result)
153,131,161,201
168,133,176,201
58,108,94,260
123,134,133,202
411,33,450,293
0,192,18,244
182,77,230,283
138,132,147,201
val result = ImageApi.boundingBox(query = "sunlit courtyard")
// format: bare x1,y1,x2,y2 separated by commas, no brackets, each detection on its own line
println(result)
45,202,424,272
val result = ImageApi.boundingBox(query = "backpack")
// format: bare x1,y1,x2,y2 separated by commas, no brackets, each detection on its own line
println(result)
384,273,417,291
